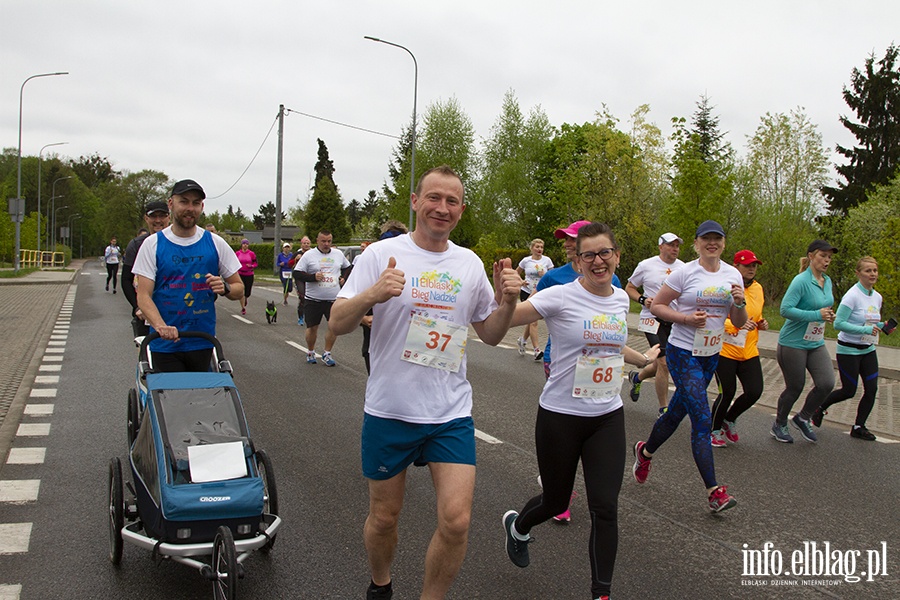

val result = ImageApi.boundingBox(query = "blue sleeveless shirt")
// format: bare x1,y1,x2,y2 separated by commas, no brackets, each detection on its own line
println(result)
149,230,219,353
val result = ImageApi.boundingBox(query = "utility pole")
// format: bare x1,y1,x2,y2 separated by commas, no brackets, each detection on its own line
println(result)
273,104,284,275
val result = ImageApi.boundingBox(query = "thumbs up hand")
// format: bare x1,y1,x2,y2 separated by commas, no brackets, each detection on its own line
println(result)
493,257,522,305
372,256,405,303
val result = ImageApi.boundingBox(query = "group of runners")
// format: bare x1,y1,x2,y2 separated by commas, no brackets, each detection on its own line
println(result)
121,169,888,600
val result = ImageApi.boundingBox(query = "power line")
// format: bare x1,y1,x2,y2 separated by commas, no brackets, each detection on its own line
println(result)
208,115,279,200
285,108,400,139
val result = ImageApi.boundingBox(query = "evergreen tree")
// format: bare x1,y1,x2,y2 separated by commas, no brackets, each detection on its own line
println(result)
823,44,900,214
252,201,284,229
304,139,350,241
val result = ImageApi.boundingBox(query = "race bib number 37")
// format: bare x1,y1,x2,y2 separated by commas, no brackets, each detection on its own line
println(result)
401,314,468,373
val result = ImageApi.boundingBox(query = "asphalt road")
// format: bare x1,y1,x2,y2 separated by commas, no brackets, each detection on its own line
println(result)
1,272,897,599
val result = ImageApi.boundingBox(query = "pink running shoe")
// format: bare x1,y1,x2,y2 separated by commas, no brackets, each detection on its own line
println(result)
552,490,577,522
722,420,739,443
708,485,737,513
632,441,651,484
710,429,727,448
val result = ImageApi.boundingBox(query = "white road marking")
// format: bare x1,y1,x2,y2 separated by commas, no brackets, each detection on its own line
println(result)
0,583,23,599
6,448,46,465
24,404,54,416
41,356,63,362
231,314,253,324
475,429,503,444
28,389,56,398
33,376,59,384
0,523,33,554
38,365,62,372
0,480,40,503
286,341,313,354
16,424,51,437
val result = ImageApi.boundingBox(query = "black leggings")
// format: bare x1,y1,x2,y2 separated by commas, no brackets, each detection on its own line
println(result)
819,351,878,427
106,263,119,288
516,406,624,598
711,355,764,430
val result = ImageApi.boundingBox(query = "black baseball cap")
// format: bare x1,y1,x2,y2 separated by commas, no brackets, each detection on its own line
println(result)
807,239,838,254
171,179,206,199
144,200,169,215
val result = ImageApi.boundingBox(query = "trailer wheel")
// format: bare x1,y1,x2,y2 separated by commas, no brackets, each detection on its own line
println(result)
212,526,237,600
108,457,124,565
127,388,140,447
255,449,278,551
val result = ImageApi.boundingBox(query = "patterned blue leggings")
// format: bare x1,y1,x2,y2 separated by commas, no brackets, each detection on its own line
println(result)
645,344,718,489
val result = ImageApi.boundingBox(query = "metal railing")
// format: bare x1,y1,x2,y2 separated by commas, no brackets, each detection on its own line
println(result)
19,248,66,268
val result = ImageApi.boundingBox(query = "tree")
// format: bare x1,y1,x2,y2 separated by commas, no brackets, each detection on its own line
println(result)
69,154,120,189
737,108,829,298
823,44,900,214
479,90,555,246
665,96,735,239
304,139,350,241
252,201,284,229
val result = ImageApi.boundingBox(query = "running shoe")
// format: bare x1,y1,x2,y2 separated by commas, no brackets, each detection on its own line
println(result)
533,348,543,361
770,421,794,444
306,351,317,365
502,510,531,568
297,317,304,326
628,370,642,402
658,406,668,418
105,284,109,291
791,414,818,443
850,425,876,441
552,490,577,523
322,352,336,367
810,408,826,428
710,429,727,448
722,420,739,443
113,288,117,294
241,307,246,315
366,581,393,600
708,485,737,513
632,441,652,484
516,338,526,356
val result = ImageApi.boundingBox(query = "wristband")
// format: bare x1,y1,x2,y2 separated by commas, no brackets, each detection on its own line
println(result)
638,295,647,306
733,301,746,309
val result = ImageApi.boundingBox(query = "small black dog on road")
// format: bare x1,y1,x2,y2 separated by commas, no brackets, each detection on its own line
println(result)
265,301,278,324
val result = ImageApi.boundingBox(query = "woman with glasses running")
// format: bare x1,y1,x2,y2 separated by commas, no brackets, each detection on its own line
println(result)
631,220,747,513
502,222,658,600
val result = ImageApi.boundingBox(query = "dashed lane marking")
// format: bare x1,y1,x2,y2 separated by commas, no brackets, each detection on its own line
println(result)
23,404,54,416
38,365,61,372
16,424,50,437
232,314,253,324
0,583,22,599
41,356,63,362
28,389,56,398
33,376,58,384
0,523,32,554
475,429,503,444
0,480,40,503
5,448,45,465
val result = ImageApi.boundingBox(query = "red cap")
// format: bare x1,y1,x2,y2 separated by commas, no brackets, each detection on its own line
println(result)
733,250,762,265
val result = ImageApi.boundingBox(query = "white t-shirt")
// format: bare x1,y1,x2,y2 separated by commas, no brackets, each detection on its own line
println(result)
518,255,554,294
132,228,240,281
836,284,882,346
529,281,629,417
663,259,743,351
337,234,498,423
628,255,685,319
296,248,351,302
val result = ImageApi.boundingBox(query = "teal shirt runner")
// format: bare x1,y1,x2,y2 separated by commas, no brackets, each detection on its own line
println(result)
777,267,834,350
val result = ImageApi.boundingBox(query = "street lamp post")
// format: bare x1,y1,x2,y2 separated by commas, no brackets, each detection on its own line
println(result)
53,205,68,253
67,214,81,247
15,71,69,272
37,142,68,259
364,36,417,232
50,175,72,251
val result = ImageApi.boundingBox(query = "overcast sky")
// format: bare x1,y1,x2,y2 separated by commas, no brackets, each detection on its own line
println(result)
4,1,898,220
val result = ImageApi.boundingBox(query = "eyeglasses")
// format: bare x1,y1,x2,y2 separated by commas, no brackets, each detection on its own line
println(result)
577,248,616,262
